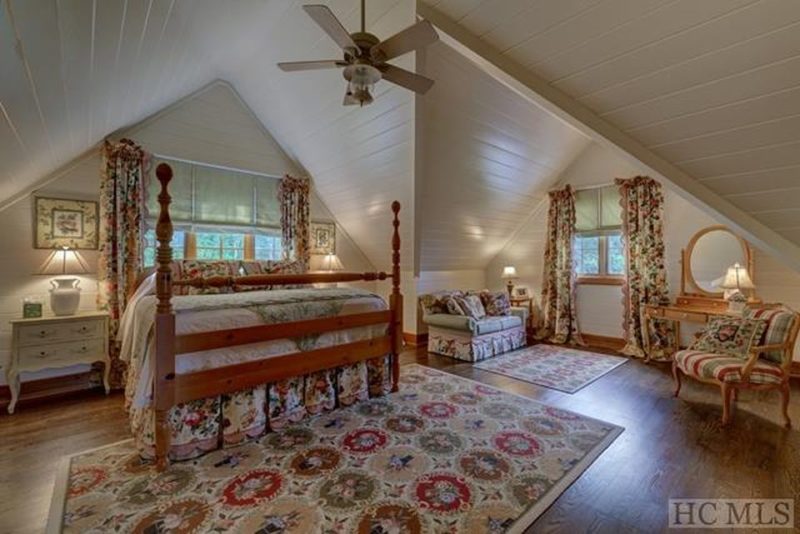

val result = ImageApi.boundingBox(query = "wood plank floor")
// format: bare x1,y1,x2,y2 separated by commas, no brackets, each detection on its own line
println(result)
1,345,798,533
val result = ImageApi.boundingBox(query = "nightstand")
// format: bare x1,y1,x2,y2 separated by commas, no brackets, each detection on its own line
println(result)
6,311,109,414
510,296,535,337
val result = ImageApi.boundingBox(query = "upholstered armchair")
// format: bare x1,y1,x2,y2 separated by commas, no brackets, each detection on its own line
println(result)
672,306,799,427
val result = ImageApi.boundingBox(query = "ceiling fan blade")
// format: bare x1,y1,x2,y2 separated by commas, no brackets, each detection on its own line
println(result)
278,60,347,71
371,20,438,62
380,64,435,94
302,4,357,52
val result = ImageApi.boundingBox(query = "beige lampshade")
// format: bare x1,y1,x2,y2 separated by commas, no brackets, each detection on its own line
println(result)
501,265,518,279
38,246,91,276
719,263,755,290
318,253,344,272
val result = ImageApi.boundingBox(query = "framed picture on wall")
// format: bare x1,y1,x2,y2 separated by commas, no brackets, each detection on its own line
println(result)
34,197,99,250
310,221,336,255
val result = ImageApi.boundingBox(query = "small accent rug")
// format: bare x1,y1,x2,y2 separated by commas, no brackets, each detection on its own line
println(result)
48,364,622,533
474,344,628,393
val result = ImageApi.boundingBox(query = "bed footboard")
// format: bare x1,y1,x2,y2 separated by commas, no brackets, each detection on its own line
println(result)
152,163,402,470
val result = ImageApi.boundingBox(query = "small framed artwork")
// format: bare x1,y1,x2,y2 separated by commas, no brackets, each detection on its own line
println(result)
310,221,336,255
515,286,529,298
34,197,99,250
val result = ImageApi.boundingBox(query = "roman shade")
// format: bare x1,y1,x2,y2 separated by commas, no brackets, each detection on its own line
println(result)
575,185,622,232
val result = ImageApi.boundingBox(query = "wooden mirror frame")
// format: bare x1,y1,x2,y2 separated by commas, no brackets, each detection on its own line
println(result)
681,225,753,299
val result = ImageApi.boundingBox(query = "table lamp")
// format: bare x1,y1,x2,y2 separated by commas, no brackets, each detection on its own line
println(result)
38,246,90,316
317,253,344,288
501,265,518,298
719,263,755,313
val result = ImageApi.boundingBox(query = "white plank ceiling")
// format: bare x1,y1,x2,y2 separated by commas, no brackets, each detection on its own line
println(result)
422,0,800,250
0,0,414,270
418,41,589,270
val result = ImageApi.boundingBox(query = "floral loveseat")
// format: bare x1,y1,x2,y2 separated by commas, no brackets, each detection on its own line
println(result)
420,290,528,362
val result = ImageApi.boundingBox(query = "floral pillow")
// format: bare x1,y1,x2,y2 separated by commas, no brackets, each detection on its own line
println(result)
237,259,308,291
690,317,767,359
173,260,237,295
456,294,486,320
420,294,450,315
445,296,466,316
480,290,511,316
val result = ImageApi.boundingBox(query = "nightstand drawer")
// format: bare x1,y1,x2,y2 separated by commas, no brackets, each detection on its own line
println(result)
17,338,106,371
17,319,104,347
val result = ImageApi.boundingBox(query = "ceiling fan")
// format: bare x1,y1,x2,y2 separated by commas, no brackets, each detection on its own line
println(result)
278,1,439,106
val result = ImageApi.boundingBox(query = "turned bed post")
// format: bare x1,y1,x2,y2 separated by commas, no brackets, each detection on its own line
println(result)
154,163,175,471
390,201,402,392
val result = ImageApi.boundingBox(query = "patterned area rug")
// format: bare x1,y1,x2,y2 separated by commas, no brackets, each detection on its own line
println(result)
48,364,622,533
474,344,628,393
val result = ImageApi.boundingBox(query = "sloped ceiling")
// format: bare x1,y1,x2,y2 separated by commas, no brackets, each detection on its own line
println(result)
0,0,413,270
418,41,589,271
421,0,800,259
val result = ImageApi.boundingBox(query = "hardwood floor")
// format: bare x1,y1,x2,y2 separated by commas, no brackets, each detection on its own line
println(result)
2,346,799,533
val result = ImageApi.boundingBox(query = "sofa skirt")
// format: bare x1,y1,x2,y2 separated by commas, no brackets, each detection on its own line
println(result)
129,355,393,461
427,325,526,362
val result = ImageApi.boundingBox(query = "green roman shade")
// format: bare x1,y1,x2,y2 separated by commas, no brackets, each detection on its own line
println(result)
575,185,622,232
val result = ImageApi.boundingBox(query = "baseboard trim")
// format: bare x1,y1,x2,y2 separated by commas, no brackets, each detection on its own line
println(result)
403,332,429,347
0,371,102,413
582,333,625,352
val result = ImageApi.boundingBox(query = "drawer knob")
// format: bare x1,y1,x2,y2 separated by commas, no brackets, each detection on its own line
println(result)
39,330,47,336
79,327,88,333
39,351,46,356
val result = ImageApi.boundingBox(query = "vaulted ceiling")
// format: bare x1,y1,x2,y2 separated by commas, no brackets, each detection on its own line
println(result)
420,0,800,267
3,0,800,272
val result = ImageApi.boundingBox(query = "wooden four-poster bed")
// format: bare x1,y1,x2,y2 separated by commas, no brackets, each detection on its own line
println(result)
149,163,403,470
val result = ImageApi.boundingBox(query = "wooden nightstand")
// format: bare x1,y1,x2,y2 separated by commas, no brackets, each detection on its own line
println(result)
6,311,110,414
510,296,535,338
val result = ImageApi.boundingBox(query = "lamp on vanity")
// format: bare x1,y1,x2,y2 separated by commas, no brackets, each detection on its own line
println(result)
38,246,91,316
719,263,755,313
501,265,518,298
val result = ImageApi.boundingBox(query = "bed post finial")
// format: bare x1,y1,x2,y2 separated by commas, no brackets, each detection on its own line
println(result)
155,163,174,313
154,162,175,471
390,201,402,392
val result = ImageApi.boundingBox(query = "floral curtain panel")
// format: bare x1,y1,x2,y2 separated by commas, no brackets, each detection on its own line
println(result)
98,139,148,388
277,175,311,270
540,186,584,345
617,176,675,361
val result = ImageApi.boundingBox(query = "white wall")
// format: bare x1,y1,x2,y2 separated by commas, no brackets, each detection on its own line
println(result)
487,142,800,359
0,82,374,386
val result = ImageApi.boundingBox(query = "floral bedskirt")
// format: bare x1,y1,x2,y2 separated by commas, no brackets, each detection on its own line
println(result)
130,355,392,461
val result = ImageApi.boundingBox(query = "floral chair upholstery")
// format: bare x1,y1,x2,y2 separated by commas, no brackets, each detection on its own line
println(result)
672,306,799,427
420,290,528,362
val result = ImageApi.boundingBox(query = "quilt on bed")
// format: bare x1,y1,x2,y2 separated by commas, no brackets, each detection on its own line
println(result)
120,287,392,461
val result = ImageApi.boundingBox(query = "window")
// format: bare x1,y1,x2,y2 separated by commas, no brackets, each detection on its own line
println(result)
142,158,283,265
574,186,624,282
254,234,282,261
143,229,185,268
196,233,245,261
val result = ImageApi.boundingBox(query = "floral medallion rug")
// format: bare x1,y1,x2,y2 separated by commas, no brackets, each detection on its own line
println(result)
48,364,622,533
473,344,628,394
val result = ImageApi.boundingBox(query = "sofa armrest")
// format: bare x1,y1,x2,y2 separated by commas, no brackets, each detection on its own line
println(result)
509,306,529,325
423,313,474,332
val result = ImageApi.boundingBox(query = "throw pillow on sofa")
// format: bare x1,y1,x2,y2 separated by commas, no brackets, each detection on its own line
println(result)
480,290,511,316
446,296,467,316
690,316,767,358
456,294,486,320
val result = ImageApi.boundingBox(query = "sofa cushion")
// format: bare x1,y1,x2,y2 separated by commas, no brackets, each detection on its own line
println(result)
675,350,783,385
446,297,467,316
473,315,523,335
690,316,767,359
744,307,797,364
456,294,486,320
480,290,511,316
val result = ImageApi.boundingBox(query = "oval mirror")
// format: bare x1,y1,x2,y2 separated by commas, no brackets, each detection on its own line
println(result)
687,227,749,296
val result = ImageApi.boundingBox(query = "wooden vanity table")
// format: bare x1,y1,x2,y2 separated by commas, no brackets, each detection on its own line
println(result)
644,226,758,360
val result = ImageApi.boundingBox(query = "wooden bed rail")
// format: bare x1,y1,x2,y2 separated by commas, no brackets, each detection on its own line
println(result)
152,162,402,471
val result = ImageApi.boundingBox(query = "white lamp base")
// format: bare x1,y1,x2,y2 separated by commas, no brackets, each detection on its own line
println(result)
50,278,81,316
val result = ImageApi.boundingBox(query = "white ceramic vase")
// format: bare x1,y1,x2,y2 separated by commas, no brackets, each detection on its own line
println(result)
50,278,81,316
